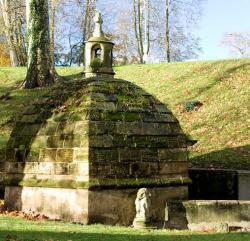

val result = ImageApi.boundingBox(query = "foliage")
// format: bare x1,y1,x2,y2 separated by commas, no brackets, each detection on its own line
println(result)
0,43,10,66
90,57,102,72
183,100,203,112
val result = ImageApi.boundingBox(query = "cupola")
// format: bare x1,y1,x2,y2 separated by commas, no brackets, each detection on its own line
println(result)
84,12,115,78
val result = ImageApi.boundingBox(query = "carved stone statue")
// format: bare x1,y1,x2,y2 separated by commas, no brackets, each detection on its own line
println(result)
133,188,152,228
93,11,104,37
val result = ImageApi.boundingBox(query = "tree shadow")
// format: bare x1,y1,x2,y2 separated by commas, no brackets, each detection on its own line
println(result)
170,61,250,101
0,229,250,241
189,145,250,170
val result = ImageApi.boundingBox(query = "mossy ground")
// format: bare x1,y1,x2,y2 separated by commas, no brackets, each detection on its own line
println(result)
0,215,250,241
0,59,249,169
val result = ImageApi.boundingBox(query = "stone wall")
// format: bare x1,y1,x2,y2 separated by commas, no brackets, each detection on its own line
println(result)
165,200,250,231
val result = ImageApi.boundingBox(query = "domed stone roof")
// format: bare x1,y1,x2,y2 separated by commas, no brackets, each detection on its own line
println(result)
3,77,190,190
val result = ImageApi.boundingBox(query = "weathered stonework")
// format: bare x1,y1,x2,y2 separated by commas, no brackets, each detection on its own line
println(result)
3,11,191,225
3,77,191,225
165,200,250,231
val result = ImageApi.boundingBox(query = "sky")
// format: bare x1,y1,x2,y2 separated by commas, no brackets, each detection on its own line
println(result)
198,0,250,60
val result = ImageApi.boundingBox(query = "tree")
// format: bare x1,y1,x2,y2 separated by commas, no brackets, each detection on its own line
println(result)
0,0,26,66
222,31,250,58
24,0,55,88
164,0,204,62
133,0,151,64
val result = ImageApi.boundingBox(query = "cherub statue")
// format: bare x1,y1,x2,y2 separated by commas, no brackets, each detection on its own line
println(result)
133,188,151,227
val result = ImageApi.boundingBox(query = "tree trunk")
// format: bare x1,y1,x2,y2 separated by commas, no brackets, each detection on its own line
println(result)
143,0,150,63
24,0,55,89
138,0,144,63
50,0,57,67
0,0,19,67
165,0,171,62
133,0,144,64
14,0,27,66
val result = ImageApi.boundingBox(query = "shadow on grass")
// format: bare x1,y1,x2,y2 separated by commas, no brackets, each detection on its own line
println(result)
190,145,250,170
171,61,250,101
0,230,250,241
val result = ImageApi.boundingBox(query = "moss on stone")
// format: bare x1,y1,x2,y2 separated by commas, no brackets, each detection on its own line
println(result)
1,177,191,189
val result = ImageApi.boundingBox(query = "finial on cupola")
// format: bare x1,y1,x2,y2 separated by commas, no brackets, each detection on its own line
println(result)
84,11,115,78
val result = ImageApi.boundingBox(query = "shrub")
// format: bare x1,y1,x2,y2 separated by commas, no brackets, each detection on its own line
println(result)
183,100,203,112
90,58,102,72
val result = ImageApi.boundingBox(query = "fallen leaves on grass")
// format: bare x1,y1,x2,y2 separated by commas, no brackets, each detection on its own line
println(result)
0,201,49,221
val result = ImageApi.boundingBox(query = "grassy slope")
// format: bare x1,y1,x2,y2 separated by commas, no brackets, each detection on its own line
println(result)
0,215,250,241
0,59,249,169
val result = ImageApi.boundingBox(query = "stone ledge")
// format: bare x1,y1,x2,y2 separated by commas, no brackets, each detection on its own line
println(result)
165,200,250,231
1,177,191,189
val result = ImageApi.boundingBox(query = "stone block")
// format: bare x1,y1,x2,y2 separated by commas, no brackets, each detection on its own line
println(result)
46,136,64,148
54,163,69,175
56,149,74,163
39,149,57,162
37,162,54,175
20,114,39,123
38,122,58,135
57,122,76,135
92,102,116,111
158,148,187,162
74,121,89,135
15,149,27,162
73,148,89,162
154,104,171,113
89,163,111,177
10,123,25,137
170,123,184,134
14,136,33,148
91,93,117,102
89,135,113,147
21,124,42,136
6,138,16,149
69,163,89,176
63,135,82,148
89,121,116,135
5,149,15,162
90,149,119,162
26,149,40,162
119,149,141,162
5,162,25,174
31,136,49,149
141,149,159,162
129,163,150,177
111,163,130,177
158,162,188,175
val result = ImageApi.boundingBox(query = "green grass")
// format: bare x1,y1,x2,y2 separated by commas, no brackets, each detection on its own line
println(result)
0,215,250,241
0,59,249,169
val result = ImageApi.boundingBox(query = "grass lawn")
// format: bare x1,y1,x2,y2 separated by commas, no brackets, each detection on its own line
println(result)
0,59,249,169
1,215,250,241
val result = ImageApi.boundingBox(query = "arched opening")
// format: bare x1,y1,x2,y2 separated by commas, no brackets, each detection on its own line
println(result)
92,45,102,61
95,48,102,59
